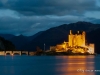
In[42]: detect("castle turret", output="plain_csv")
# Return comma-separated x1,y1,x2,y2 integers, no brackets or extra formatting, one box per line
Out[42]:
70,30,72,34
82,31,85,35
77,31,79,34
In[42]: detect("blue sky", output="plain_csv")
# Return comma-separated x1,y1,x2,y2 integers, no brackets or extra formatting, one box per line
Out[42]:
0,0,100,36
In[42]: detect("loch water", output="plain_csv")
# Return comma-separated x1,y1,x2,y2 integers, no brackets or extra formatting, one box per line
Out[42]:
0,55,100,75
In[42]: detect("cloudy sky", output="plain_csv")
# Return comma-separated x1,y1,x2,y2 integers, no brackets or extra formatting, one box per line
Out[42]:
0,0,100,36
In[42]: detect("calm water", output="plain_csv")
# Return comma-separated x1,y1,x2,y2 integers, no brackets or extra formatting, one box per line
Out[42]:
0,55,100,75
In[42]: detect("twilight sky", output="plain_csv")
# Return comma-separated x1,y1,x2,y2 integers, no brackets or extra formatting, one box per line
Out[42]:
0,0,100,36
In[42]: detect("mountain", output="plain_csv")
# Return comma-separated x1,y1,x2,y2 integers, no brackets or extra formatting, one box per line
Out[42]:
0,36,15,50
0,34,15,40
0,34,27,50
8,31,44,50
8,34,29,50
27,31,44,41
22,21,100,51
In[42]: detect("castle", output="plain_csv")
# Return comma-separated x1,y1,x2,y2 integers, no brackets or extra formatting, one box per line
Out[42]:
50,30,95,54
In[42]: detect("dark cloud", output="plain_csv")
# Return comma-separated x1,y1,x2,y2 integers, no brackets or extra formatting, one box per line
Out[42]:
0,0,99,36
0,14,99,36
0,0,98,16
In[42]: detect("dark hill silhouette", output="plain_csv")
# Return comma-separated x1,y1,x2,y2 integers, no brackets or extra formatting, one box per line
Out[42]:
0,34,15,40
8,34,29,50
8,31,44,50
0,37,15,50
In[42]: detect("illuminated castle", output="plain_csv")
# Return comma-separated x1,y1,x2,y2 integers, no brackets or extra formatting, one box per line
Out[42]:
50,30,95,54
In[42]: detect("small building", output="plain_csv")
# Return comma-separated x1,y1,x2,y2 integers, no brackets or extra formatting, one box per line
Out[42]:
50,46,56,51
88,44,95,54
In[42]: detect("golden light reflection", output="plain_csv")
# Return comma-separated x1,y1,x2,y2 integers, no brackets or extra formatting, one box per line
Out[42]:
67,56,86,58
55,56,95,75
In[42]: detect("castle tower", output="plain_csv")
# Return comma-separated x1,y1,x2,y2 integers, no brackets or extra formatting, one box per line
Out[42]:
68,30,86,47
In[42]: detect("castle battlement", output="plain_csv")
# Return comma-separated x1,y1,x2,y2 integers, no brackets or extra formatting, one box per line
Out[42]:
68,30,85,47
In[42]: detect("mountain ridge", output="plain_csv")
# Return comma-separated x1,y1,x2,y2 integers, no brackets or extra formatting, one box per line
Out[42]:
22,21,100,51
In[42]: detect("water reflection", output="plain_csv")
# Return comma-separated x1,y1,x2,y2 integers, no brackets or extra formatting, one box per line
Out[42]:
56,56,95,75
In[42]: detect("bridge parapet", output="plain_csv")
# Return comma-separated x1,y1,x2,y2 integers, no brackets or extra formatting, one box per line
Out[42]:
21,51,29,55
13,51,21,55
0,51,33,56
0,51,5,55
5,51,13,55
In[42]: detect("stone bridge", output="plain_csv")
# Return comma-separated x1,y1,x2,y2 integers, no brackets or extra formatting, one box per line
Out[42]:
0,51,30,55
